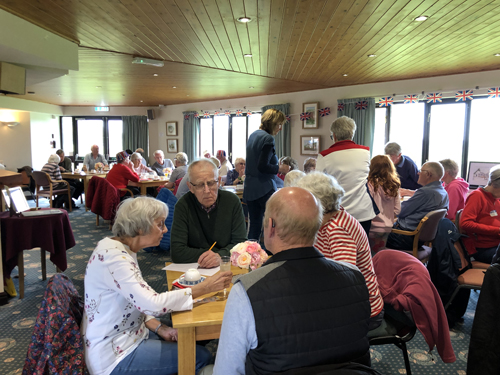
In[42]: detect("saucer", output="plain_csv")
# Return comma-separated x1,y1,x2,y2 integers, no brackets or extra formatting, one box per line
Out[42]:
178,274,206,286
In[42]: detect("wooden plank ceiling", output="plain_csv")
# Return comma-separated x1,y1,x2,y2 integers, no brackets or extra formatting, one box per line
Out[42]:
1,0,500,107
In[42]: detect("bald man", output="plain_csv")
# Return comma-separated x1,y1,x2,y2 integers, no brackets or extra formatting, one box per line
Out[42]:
213,187,371,374
83,144,108,171
387,161,449,251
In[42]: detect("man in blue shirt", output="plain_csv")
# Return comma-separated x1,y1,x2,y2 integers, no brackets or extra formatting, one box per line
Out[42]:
386,161,449,251
385,142,421,191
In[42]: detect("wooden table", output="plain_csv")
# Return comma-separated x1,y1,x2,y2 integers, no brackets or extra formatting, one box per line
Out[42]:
137,178,168,195
165,264,247,375
61,172,107,209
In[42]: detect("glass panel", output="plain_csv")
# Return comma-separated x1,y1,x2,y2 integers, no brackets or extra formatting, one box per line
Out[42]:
61,117,73,155
77,119,104,157
389,103,425,168
108,119,123,157
372,107,387,158
213,116,229,158
232,116,247,161
199,118,213,157
469,98,500,166
248,113,261,139
428,103,465,167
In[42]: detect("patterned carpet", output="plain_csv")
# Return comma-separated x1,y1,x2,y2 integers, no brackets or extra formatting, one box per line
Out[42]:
0,200,475,374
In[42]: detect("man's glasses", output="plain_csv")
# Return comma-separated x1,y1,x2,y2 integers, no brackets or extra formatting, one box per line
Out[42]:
190,180,219,191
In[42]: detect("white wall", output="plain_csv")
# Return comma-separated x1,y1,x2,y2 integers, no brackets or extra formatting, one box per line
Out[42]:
0,110,32,170
30,113,60,171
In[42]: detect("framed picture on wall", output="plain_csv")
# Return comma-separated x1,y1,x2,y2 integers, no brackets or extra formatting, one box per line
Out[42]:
302,102,319,129
300,135,321,155
166,121,177,136
167,139,178,153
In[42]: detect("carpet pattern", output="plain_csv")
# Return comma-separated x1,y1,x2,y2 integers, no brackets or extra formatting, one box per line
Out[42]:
0,201,475,374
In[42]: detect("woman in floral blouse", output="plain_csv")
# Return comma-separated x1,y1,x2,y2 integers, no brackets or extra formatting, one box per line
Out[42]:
82,197,232,375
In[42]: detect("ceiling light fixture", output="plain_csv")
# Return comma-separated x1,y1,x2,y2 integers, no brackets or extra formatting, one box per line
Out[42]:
132,57,165,67
237,16,251,23
172,86,177,88
1,121,20,127
153,73,159,76
96,86,101,88
343,74,348,77
367,54,376,58
414,15,428,22
249,86,254,89
244,54,253,57
494,53,500,57
140,100,143,103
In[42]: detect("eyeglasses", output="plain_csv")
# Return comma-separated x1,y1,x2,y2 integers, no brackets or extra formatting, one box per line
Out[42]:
156,220,165,230
190,180,219,191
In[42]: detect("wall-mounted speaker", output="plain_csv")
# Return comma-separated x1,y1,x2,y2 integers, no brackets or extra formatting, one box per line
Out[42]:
147,109,155,120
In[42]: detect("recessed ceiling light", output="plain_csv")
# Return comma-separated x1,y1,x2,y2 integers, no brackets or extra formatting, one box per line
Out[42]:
140,100,143,103
244,54,252,57
343,74,348,77
237,17,251,23
153,73,159,76
494,53,500,57
367,54,376,58
172,86,177,88
96,86,102,88
249,86,254,89
414,15,428,22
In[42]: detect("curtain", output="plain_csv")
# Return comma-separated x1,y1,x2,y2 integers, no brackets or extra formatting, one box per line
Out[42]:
182,111,200,164
122,115,149,159
260,103,290,158
337,97,375,153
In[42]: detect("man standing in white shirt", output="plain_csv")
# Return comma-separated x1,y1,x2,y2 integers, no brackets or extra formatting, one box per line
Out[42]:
216,150,233,177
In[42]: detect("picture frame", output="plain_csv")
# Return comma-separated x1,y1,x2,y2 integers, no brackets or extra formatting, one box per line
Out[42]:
167,139,178,153
302,102,319,129
166,121,178,136
300,135,321,155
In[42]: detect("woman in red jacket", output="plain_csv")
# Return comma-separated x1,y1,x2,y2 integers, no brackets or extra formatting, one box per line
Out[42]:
106,151,140,199
460,165,500,263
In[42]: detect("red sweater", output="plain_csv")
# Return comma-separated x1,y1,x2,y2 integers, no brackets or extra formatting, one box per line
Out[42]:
460,188,500,254
106,163,139,197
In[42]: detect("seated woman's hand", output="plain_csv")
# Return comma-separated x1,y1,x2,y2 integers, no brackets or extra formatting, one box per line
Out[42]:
191,271,232,298
157,325,178,342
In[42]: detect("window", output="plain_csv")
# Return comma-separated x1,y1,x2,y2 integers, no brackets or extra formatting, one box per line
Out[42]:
469,98,500,164
199,113,261,162
372,107,387,157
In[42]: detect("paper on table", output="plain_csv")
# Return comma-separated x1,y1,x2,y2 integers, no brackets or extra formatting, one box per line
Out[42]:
162,262,220,276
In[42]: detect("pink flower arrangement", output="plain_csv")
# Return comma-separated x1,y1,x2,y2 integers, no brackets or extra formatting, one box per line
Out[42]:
230,241,268,270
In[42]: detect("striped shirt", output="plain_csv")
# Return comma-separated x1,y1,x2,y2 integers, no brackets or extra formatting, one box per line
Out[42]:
315,208,384,318
41,162,65,189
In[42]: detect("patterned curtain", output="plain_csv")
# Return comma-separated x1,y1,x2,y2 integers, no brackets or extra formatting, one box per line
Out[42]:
260,103,291,158
182,111,200,164
337,98,375,153
122,116,149,160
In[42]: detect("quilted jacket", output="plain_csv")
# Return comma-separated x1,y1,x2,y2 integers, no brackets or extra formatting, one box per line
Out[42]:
86,176,120,221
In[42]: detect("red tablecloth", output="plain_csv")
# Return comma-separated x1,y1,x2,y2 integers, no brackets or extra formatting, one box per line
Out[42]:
0,209,75,276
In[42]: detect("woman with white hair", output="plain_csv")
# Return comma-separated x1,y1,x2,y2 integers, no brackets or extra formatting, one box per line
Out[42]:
41,154,76,209
226,158,246,185
460,165,500,264
130,152,155,175
82,197,232,375
284,170,305,187
296,171,384,330
164,152,188,189
316,116,377,235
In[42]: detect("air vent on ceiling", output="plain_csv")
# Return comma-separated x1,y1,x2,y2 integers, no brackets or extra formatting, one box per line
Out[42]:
0,62,26,95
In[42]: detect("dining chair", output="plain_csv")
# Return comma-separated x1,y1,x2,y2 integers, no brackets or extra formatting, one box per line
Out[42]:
455,209,490,270
389,209,447,262
32,171,72,212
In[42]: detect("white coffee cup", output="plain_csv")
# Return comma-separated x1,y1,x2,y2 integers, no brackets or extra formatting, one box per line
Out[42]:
184,268,201,281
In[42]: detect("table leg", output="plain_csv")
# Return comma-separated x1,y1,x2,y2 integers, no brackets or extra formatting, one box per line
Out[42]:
177,327,196,375
17,252,24,299
141,185,147,196
84,177,90,211
41,248,47,281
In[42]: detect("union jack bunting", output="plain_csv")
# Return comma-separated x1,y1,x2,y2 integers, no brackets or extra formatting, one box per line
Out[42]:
286,115,291,122
300,112,312,121
488,87,500,98
214,110,220,116
355,101,368,110
203,111,210,118
319,107,331,117
455,90,474,102
337,103,345,111
224,110,231,116
379,97,393,107
247,111,252,116
426,93,442,103
194,112,199,118
235,109,243,116
404,95,419,104
184,114,189,120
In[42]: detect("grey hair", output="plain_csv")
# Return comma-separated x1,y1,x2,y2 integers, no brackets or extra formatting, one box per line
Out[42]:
439,159,459,178
48,154,60,163
424,161,445,180
331,116,356,141
234,157,245,165
384,142,402,156
154,149,164,157
303,158,316,173
174,152,188,165
187,159,218,182
279,156,298,171
284,170,305,187
295,171,345,213
130,152,143,161
488,165,500,188
112,197,168,238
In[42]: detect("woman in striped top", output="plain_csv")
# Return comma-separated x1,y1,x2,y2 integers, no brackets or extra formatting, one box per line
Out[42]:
296,171,384,330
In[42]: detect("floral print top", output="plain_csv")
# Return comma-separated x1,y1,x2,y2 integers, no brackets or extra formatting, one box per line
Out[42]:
81,237,193,375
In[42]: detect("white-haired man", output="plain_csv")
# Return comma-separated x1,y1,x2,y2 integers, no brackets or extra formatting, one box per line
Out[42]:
83,145,108,171
164,152,188,189
387,161,449,250
170,159,247,267
151,150,174,176
213,187,371,374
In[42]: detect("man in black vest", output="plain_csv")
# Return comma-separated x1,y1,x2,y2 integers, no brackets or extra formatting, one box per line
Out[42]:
212,187,372,375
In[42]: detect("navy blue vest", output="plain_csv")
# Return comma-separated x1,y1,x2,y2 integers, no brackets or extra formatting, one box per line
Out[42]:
239,247,371,375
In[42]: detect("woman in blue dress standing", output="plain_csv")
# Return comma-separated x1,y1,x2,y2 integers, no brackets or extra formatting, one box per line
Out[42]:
244,109,288,243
